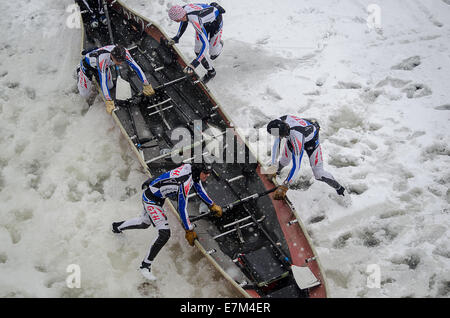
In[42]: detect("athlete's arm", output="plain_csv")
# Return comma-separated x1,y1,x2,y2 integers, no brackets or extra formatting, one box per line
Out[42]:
124,50,149,84
97,54,112,100
177,179,194,231
271,137,281,165
193,181,213,206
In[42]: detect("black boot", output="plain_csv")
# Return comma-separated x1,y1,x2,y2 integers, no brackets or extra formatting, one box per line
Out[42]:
202,69,216,84
336,186,345,196
112,221,124,233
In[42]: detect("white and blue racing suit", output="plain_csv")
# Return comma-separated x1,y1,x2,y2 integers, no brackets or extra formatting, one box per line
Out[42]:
271,115,342,190
78,45,149,101
114,164,213,265
173,3,224,70
142,163,213,231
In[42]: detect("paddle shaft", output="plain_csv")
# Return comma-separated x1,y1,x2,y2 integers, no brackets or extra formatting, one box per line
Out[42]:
102,0,115,44
101,0,122,77
224,187,278,212
189,187,278,222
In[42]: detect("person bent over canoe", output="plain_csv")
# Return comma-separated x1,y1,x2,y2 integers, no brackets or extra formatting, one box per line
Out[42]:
77,44,155,113
267,115,345,200
112,163,222,280
168,3,225,83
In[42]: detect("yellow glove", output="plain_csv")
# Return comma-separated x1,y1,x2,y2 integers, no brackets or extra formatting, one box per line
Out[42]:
142,83,155,96
105,100,115,114
185,229,198,246
273,185,288,201
209,203,223,217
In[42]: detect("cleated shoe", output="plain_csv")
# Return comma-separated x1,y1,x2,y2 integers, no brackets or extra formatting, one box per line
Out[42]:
202,69,216,84
112,222,124,234
140,262,156,281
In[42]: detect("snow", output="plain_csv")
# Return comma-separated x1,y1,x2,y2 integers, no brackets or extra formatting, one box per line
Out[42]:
0,0,449,298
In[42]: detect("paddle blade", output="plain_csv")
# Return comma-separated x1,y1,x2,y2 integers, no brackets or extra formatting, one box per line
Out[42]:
115,75,132,100
292,265,321,290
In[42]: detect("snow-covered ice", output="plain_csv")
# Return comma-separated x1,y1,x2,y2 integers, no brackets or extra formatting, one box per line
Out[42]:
0,0,449,297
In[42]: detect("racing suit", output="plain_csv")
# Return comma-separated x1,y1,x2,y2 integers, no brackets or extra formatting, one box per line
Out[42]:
271,115,343,190
77,45,149,101
173,3,224,71
114,164,214,265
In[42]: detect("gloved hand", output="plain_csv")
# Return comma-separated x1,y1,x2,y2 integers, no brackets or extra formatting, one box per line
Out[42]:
185,229,198,246
183,65,195,75
209,203,223,217
142,83,155,96
105,100,115,114
273,185,288,201
169,36,179,45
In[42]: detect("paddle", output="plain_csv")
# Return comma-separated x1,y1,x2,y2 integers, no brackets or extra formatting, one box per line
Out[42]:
189,187,278,222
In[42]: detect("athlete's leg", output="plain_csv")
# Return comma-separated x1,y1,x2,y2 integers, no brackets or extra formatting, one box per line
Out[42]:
141,202,170,265
307,138,343,192
194,32,214,72
209,29,223,60
113,209,152,232
77,68,93,99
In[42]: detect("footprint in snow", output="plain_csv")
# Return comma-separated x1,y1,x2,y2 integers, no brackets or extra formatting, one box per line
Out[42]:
391,56,421,71
434,104,450,111
137,281,159,297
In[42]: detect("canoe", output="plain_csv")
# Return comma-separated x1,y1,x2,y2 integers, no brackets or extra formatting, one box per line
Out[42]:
77,0,328,298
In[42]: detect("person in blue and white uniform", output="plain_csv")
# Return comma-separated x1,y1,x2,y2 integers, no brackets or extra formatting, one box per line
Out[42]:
77,45,154,113
112,163,222,280
267,115,345,200
168,3,226,83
